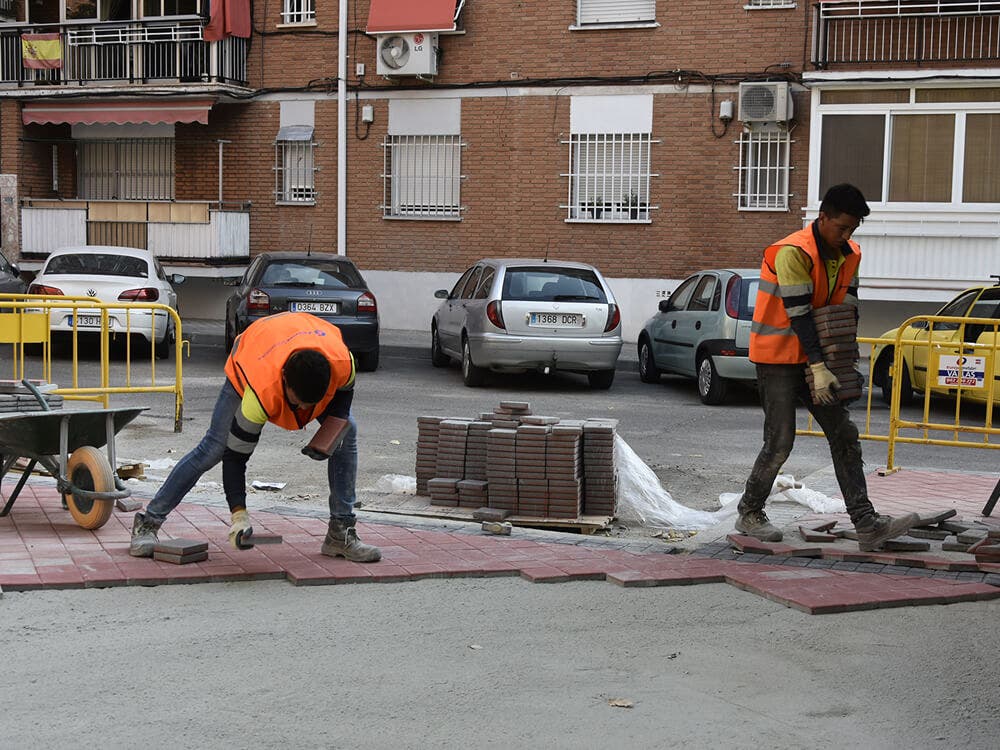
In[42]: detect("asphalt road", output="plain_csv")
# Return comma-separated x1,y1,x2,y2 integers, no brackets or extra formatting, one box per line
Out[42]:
28,338,995,517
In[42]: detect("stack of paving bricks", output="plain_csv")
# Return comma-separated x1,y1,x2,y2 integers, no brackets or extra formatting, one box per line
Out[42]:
0,381,63,413
415,401,618,520
808,303,862,402
582,419,618,516
414,416,443,495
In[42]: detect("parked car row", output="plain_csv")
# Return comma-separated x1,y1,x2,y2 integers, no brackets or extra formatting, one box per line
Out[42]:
11,244,999,407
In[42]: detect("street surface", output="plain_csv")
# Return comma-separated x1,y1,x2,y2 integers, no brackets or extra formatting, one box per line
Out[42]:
4,341,998,748
35,340,993,519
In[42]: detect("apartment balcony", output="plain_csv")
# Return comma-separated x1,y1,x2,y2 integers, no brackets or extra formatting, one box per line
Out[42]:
0,18,247,88
813,1,1000,67
18,199,250,275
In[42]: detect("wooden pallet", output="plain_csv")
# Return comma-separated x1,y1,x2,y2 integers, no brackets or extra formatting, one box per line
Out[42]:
360,493,612,535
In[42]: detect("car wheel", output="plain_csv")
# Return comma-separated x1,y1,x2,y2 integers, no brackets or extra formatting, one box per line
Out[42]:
638,338,661,384
355,348,379,372
881,355,915,407
588,369,615,390
431,325,449,367
697,355,727,405
154,319,174,360
461,337,486,387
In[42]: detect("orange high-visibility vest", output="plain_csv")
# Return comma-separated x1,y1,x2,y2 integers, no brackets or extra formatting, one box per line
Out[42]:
224,312,355,430
749,226,861,365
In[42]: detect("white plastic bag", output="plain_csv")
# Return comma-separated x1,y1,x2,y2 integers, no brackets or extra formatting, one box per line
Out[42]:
614,437,721,530
373,473,417,495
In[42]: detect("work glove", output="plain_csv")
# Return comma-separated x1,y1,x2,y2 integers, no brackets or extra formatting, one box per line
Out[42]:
302,416,349,461
228,509,252,549
809,362,841,405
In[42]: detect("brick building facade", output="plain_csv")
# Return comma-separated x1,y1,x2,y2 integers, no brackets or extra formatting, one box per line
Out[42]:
1,1,998,338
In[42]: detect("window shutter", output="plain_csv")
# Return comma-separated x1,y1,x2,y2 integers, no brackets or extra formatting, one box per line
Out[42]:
578,0,655,24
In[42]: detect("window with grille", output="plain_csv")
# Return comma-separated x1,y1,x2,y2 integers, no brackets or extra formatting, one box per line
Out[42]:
577,0,655,25
735,128,793,211
77,138,175,200
382,134,464,219
281,0,315,25
564,133,654,222
744,0,796,9
275,139,317,204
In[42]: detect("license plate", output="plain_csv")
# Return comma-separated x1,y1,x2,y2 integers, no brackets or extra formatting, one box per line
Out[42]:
529,312,582,328
291,301,339,314
74,315,103,327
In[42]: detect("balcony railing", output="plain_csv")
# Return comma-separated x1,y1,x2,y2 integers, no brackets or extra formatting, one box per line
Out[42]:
0,18,247,86
20,200,251,264
813,1,1000,66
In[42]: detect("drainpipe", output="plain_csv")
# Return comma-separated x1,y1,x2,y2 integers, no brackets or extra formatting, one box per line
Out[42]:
337,0,347,256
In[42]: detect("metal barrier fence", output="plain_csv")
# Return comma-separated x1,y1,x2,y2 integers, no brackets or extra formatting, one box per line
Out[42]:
800,314,999,472
0,294,185,431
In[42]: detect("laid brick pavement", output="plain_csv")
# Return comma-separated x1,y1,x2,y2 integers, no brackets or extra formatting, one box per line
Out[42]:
3,469,999,615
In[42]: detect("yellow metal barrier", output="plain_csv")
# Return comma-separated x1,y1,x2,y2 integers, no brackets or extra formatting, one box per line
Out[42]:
0,294,186,431
800,314,999,472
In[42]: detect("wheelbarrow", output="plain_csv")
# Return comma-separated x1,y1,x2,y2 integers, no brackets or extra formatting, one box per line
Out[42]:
0,382,146,530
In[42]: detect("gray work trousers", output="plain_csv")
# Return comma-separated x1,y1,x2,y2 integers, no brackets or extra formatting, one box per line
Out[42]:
740,363,875,527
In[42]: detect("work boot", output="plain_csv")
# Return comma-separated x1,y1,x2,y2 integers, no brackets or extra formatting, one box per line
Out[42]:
856,513,921,552
321,519,381,562
735,509,783,542
228,509,252,550
129,512,162,557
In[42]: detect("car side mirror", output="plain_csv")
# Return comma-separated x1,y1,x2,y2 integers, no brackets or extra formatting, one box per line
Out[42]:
169,273,186,285
658,299,671,313
434,289,449,299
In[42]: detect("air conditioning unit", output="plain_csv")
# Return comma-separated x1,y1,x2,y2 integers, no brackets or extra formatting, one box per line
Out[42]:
738,82,793,124
376,32,439,76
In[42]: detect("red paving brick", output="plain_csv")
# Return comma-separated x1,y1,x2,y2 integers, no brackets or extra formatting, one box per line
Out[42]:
1,476,998,615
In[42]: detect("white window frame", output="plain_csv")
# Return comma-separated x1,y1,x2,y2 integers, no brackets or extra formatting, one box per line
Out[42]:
275,137,317,205
574,0,657,29
563,94,658,222
744,0,796,9
813,89,1000,208
382,134,464,219
281,0,315,26
735,127,793,211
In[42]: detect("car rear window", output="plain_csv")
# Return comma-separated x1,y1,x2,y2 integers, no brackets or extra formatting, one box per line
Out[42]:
501,267,607,303
739,278,760,320
45,253,149,278
261,260,365,289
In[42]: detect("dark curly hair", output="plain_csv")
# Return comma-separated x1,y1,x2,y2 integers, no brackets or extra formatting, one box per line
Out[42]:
283,349,330,404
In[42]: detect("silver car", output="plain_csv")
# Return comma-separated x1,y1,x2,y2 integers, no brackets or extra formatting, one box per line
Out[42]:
431,258,624,389
638,268,759,404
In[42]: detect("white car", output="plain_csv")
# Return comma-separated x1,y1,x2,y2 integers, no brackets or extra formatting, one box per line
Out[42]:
28,246,185,358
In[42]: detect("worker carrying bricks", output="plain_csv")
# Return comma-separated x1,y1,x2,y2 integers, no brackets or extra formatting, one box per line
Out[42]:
736,183,919,551
129,311,381,562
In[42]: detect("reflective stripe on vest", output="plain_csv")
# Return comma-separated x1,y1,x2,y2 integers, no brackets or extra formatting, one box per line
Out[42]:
224,312,355,430
749,226,861,365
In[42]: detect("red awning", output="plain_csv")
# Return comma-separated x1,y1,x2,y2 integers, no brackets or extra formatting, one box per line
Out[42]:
366,0,459,34
22,99,215,126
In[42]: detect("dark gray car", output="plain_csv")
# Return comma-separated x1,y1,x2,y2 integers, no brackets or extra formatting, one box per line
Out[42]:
0,249,26,295
225,252,380,371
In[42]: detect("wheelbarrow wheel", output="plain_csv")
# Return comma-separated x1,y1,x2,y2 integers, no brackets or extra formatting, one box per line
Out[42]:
64,446,116,530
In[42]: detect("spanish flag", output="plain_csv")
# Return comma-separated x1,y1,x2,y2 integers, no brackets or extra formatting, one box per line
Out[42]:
21,33,62,70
